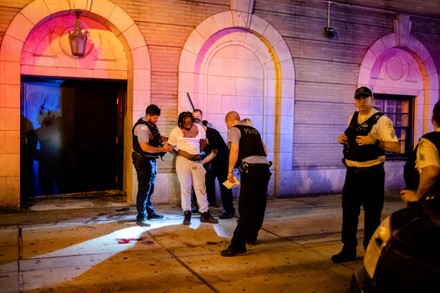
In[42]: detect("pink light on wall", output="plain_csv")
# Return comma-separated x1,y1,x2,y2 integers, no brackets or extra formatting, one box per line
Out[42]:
21,13,129,79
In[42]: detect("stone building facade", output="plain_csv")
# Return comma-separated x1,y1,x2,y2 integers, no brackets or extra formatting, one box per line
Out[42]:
0,0,439,210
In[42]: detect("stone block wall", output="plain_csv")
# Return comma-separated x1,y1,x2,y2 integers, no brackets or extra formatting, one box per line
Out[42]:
0,0,440,209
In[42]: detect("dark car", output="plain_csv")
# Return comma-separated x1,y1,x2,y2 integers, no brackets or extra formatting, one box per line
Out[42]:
350,195,440,293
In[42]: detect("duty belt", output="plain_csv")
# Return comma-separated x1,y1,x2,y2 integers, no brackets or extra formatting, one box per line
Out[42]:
133,151,158,159
239,161,272,174
347,163,384,173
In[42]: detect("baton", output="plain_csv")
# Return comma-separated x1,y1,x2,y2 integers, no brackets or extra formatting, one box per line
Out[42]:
186,92,195,111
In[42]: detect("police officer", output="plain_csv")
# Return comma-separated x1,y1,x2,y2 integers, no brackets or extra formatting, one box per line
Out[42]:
132,104,172,227
401,100,440,204
221,111,271,257
193,109,236,219
332,87,400,263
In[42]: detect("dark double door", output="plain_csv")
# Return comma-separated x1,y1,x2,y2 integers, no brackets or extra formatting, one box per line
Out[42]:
21,77,125,199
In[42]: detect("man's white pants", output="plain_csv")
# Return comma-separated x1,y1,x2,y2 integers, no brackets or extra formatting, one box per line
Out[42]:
176,156,209,213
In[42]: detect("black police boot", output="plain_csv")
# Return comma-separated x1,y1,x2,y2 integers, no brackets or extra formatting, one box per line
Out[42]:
220,246,247,257
331,246,357,263
219,210,235,219
200,211,218,223
183,210,192,225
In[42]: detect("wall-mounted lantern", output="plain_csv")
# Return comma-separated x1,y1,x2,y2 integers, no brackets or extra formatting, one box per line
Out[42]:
69,11,88,57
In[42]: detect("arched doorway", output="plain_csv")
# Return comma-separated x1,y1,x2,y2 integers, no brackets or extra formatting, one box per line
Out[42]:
0,0,151,209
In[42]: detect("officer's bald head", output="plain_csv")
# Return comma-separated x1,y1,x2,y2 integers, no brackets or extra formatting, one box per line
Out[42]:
225,111,240,122
225,111,240,129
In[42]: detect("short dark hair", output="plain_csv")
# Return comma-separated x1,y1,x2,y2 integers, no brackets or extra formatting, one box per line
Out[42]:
433,100,440,126
178,111,194,128
146,104,161,116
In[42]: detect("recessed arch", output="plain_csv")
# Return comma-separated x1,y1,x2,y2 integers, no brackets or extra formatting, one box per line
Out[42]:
178,11,295,196
358,30,439,192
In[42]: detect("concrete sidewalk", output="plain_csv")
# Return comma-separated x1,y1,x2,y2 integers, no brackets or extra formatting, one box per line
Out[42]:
0,193,405,292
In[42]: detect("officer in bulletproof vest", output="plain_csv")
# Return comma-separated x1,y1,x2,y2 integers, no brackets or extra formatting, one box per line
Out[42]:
131,104,173,227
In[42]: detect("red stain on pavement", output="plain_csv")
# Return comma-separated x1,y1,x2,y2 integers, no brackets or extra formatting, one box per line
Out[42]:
116,238,140,244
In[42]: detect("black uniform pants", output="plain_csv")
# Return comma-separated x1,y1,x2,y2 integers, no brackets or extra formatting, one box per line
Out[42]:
135,157,157,221
230,164,271,250
205,162,235,213
341,164,384,250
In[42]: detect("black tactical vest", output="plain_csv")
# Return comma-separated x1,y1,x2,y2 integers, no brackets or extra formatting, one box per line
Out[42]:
404,132,440,193
343,111,385,162
132,118,164,158
234,124,266,166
